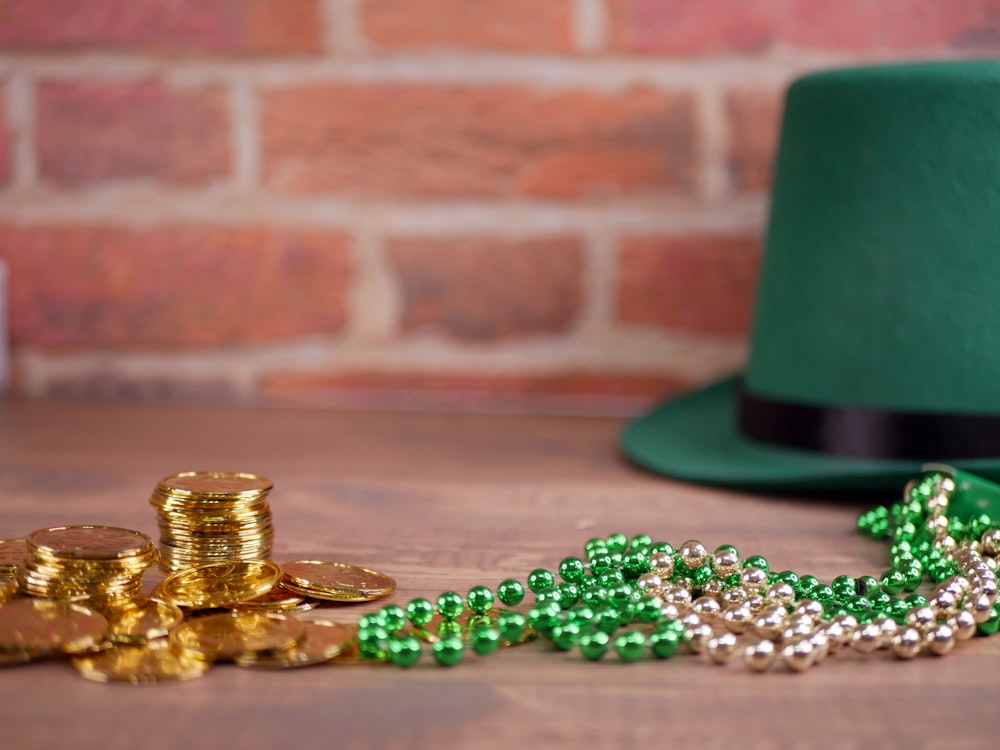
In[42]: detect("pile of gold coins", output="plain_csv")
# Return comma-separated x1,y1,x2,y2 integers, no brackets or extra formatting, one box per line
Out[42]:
0,471,399,682
150,471,275,574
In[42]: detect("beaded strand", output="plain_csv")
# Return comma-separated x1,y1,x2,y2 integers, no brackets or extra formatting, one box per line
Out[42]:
355,469,1000,671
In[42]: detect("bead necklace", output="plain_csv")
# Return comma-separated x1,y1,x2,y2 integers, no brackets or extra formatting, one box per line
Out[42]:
357,467,1000,671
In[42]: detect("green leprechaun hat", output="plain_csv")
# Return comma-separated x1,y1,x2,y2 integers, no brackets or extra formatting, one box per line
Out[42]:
622,60,1000,493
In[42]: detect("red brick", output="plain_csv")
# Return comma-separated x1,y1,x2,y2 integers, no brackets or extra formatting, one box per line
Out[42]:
617,235,761,337
262,370,690,411
726,88,783,192
37,82,230,185
361,0,575,52
608,0,1000,55
0,0,321,55
0,225,352,348
388,236,584,339
262,84,696,198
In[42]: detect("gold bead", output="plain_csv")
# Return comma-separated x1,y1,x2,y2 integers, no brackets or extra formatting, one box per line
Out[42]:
744,594,766,613
660,602,684,620
679,540,708,570
705,632,738,664
906,606,937,630
982,529,1000,556
753,606,786,640
793,599,824,619
722,604,753,634
663,586,692,606
928,591,957,615
850,622,882,653
721,588,747,607
948,609,977,641
701,577,725,598
925,623,955,656
636,572,662,592
743,639,776,673
874,616,898,642
711,549,741,578
692,596,721,620
968,593,994,623
890,626,923,659
648,551,673,571
782,638,815,672
684,623,713,654
765,582,795,606
809,631,830,663
740,567,768,593
680,612,703,629
821,619,848,649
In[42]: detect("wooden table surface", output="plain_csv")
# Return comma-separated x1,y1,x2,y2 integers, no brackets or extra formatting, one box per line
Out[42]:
1,398,997,749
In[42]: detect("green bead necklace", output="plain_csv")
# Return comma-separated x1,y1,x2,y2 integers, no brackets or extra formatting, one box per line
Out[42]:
355,467,1000,671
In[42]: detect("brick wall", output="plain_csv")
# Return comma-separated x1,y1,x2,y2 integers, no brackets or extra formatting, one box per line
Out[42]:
0,1,996,412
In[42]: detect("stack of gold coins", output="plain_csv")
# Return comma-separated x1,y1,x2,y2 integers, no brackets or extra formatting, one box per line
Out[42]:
150,471,274,574
16,526,157,603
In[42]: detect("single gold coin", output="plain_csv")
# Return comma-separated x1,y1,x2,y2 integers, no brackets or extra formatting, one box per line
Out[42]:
0,648,35,667
72,639,210,684
235,620,354,668
169,611,304,661
228,587,313,613
27,526,154,561
102,597,185,644
156,471,273,499
157,560,282,609
0,598,108,654
0,577,19,603
279,561,396,602
0,539,29,572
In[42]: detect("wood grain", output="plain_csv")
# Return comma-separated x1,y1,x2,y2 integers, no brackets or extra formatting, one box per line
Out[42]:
1,399,997,749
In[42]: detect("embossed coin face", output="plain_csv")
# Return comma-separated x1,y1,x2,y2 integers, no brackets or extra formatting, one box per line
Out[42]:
235,620,354,668
0,598,108,654
157,471,273,498
27,526,153,561
157,560,283,609
0,539,29,572
104,597,185,644
279,561,396,602
73,639,210,684
170,611,304,661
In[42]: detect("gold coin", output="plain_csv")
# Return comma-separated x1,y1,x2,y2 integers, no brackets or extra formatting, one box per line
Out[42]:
156,471,273,499
73,639,210,684
157,560,283,609
102,597,184,644
0,539,29,572
0,598,108,654
0,577,19,603
279,561,396,602
228,587,312,613
0,648,35,667
27,526,154,561
235,620,354,668
170,611,304,661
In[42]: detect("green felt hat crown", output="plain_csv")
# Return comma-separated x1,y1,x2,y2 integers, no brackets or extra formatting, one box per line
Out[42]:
623,60,1000,493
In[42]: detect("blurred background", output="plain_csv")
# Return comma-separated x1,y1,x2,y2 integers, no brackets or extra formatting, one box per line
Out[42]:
0,0,996,414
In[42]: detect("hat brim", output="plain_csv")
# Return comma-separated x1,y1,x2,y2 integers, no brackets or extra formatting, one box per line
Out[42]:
621,376,1000,493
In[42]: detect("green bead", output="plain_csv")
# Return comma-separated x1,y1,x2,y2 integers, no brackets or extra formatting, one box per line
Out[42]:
470,626,501,656
589,553,615,574
379,604,407,633
888,598,911,622
880,570,906,595
528,602,561,633
635,595,663,624
405,597,434,627
691,565,713,588
715,543,738,554
597,569,625,587
558,556,586,583
527,568,556,594
621,550,650,579
497,611,527,642
649,542,675,555
977,604,1000,636
578,630,611,660
437,620,463,639
856,575,878,595
592,608,621,634
628,534,653,553
795,574,820,597
613,630,646,662
869,591,892,612
357,625,389,660
432,635,464,666
744,555,769,574
832,575,856,598
813,584,835,603
605,533,628,553
566,603,596,626
905,593,928,608
357,613,385,630
581,584,608,606
648,628,680,658
584,537,607,554
496,579,525,606
902,568,923,592
387,635,422,667
436,591,464,620
466,585,494,614
555,581,579,608
549,621,582,651
774,570,799,587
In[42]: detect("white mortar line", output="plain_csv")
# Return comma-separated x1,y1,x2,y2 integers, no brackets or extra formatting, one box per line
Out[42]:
694,84,732,204
229,75,260,190
577,227,618,334
321,0,370,55
574,0,607,54
4,71,38,190
346,224,402,342
0,191,770,235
